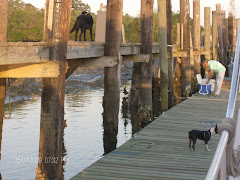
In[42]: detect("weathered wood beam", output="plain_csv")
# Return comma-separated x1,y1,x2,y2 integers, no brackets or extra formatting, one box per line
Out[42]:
0,0,8,161
167,0,174,108
38,0,72,179
65,66,78,80
0,42,159,66
212,11,218,60
158,0,168,111
204,7,211,60
139,0,154,123
0,62,59,78
0,42,49,65
180,0,191,97
103,0,123,154
68,56,118,67
122,54,150,63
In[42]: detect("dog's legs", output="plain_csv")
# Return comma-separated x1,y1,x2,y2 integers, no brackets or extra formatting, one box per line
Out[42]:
79,28,84,41
75,28,79,41
90,28,93,41
192,139,196,151
189,137,192,150
205,142,211,151
84,29,86,41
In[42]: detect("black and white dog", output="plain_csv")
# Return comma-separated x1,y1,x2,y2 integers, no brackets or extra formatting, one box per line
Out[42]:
188,124,218,151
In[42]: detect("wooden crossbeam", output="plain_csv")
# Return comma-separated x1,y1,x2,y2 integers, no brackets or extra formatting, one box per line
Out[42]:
0,42,159,66
123,54,150,62
67,56,118,67
0,62,59,78
0,42,49,65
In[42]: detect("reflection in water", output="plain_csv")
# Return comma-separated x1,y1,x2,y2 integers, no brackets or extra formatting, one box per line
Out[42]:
0,115,2,179
0,86,132,179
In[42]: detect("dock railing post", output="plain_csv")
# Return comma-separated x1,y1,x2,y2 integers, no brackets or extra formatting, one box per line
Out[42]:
0,0,8,160
103,0,123,154
38,0,72,179
180,0,191,97
166,0,174,107
138,0,154,123
193,0,200,93
158,0,168,111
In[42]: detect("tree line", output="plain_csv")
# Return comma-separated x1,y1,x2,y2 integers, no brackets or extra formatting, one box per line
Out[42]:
7,0,201,43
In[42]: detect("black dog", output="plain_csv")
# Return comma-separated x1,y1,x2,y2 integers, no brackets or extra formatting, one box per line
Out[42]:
70,11,93,41
188,124,218,151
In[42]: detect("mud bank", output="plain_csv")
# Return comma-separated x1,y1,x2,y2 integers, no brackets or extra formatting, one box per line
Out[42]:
4,64,133,104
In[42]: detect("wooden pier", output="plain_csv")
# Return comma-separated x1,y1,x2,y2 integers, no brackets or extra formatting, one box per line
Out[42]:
71,89,240,179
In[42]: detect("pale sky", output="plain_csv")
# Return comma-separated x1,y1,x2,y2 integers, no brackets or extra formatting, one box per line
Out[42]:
22,0,240,26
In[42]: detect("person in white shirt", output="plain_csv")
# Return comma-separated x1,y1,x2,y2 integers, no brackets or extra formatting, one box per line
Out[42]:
202,60,226,96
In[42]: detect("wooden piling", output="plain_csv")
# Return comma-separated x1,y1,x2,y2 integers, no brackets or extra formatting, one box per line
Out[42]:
0,0,8,160
138,0,154,124
158,0,168,111
222,10,228,66
180,0,191,97
173,23,182,104
38,0,72,179
216,4,224,64
204,7,211,61
236,19,239,42
103,0,123,148
212,11,218,60
228,13,234,63
167,0,174,108
193,0,200,92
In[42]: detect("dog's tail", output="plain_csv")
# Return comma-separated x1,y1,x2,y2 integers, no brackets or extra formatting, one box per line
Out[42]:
70,19,79,33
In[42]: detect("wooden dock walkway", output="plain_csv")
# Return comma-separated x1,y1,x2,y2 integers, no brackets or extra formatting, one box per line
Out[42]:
71,89,240,180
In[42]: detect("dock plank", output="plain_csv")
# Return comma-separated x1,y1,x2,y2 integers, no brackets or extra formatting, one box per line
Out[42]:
71,89,240,179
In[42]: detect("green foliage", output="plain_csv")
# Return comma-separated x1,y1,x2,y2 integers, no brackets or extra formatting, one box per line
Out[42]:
72,0,91,11
7,0,44,42
6,0,201,45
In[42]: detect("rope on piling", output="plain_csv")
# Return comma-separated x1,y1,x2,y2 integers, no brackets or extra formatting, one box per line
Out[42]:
218,117,240,177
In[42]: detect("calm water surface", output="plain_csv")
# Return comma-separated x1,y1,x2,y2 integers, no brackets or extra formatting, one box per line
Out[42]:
1,86,132,179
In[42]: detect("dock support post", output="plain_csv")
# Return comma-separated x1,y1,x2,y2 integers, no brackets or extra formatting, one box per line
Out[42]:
228,13,234,64
222,10,228,66
204,7,211,61
216,4,224,64
193,0,200,92
0,0,8,160
158,0,168,112
180,0,191,97
103,0,123,154
38,0,72,179
212,11,218,61
167,0,174,108
139,0,154,125
173,23,182,104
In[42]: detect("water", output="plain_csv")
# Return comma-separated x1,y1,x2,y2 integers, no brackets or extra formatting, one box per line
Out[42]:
0,86,132,179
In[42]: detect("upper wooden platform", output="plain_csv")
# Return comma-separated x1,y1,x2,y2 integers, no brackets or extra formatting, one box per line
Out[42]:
0,41,207,78
70,89,240,180
0,41,157,78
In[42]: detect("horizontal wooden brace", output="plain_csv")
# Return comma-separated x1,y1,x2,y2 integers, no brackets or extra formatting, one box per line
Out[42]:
0,41,159,66
67,56,118,67
0,62,59,78
123,54,150,63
